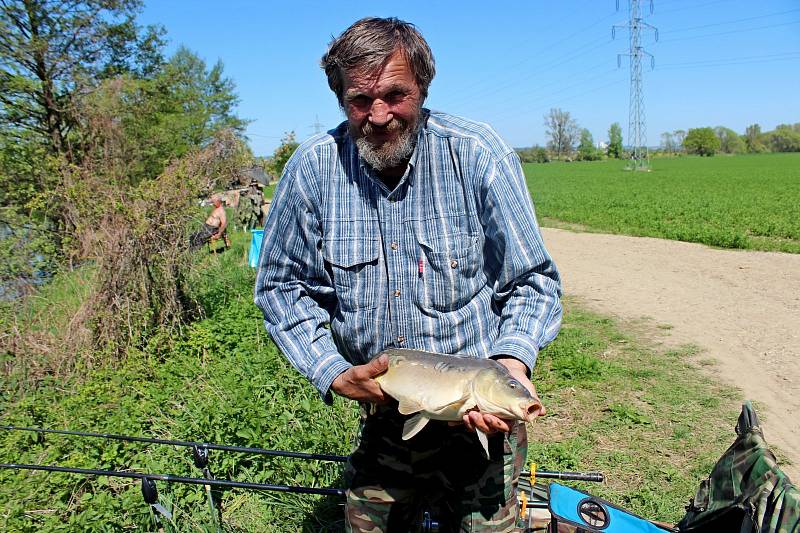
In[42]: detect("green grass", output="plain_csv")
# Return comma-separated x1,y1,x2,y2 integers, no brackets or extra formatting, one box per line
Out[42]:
525,153,800,253
0,233,744,530
0,231,357,532
530,301,741,523
263,182,277,201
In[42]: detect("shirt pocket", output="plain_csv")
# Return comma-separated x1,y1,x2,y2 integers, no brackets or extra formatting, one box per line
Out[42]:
415,231,483,312
323,238,380,311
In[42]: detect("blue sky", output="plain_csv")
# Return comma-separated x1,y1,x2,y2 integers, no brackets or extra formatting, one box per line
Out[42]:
141,0,800,157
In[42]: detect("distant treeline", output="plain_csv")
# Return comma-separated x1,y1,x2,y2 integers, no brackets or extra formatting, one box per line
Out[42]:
517,107,800,162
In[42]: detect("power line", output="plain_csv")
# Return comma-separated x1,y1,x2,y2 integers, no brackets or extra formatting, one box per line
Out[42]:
443,10,618,104
662,8,800,34
659,20,800,44
657,53,800,70
656,0,735,16
488,74,625,124
446,36,615,110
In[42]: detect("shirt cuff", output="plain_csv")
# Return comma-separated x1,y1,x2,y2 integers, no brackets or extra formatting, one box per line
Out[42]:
310,353,354,405
489,335,540,374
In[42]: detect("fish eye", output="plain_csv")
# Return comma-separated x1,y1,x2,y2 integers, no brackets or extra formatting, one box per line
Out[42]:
507,380,518,389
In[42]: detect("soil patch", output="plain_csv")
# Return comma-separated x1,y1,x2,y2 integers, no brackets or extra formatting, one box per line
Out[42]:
542,227,800,479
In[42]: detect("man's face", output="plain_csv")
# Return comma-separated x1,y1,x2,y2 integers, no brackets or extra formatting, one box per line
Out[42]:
342,50,422,172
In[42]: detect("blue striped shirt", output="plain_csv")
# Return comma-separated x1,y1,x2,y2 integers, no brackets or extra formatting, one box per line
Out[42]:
254,110,562,403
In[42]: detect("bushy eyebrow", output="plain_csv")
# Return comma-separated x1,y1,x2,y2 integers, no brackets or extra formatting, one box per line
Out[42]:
344,83,412,101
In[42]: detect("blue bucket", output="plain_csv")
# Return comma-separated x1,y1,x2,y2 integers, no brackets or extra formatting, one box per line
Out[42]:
249,229,264,268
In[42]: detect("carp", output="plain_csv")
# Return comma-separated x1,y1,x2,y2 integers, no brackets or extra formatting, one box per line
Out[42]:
374,348,543,458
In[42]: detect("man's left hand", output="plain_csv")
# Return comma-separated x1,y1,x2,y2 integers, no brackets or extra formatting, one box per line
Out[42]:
459,357,546,435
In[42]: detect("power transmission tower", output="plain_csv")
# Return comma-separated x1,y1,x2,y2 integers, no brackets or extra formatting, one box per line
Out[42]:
613,0,658,171
310,115,324,135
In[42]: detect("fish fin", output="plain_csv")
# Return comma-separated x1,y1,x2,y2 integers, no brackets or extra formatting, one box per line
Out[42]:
402,413,431,440
476,429,490,459
397,398,425,415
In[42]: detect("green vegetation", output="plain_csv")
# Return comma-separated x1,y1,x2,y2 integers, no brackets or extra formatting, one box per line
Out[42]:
1,232,358,532
526,153,800,253
1,230,742,529
530,302,739,523
683,127,721,156
0,1,247,289
263,132,300,179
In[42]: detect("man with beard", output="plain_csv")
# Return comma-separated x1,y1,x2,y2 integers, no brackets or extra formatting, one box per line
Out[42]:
255,17,562,532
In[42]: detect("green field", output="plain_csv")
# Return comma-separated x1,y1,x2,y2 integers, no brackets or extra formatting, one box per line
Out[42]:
525,153,800,253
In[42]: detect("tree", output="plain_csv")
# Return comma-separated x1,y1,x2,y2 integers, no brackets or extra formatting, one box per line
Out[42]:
683,127,721,156
577,129,600,161
764,125,800,153
714,126,745,154
607,122,623,159
0,0,165,156
744,124,766,153
531,145,549,163
672,130,686,152
516,146,550,163
544,108,579,160
72,49,248,186
265,132,299,178
660,131,676,154
0,5,246,280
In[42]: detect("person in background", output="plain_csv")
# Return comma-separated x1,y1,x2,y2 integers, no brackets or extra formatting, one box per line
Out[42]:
190,195,229,251
255,17,562,532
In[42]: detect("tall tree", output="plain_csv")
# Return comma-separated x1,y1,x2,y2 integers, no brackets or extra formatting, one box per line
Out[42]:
672,130,686,152
660,131,676,154
577,128,600,161
0,0,164,156
684,127,720,156
544,108,579,160
72,47,248,187
744,124,764,153
607,122,623,159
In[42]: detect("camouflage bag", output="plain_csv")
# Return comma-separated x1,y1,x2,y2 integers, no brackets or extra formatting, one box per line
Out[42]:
678,401,800,533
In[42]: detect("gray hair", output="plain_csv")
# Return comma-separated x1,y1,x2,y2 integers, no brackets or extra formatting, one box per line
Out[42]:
321,17,436,106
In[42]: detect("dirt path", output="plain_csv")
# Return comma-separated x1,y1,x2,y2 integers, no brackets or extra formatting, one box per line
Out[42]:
542,228,800,479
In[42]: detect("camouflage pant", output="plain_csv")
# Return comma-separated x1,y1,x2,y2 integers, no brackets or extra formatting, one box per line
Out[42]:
344,403,527,533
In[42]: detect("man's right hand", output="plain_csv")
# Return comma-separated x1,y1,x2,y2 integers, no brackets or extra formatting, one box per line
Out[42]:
330,354,389,403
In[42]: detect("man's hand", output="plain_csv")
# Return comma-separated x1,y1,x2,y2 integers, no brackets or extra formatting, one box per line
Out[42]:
458,356,546,434
330,354,389,404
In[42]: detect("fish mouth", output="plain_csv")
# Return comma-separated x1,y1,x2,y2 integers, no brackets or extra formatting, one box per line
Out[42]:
523,402,544,421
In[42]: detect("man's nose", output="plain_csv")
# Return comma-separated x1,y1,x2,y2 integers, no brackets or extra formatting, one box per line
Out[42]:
368,99,392,127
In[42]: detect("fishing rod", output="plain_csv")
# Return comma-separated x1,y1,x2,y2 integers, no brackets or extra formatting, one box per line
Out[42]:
0,461,344,526
1,425,348,462
1,426,605,483
0,462,345,497
2,424,348,532
2,426,607,531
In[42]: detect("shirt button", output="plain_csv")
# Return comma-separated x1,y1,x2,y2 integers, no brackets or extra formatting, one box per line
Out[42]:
391,242,398,250
394,289,401,297
450,260,458,269
397,335,405,344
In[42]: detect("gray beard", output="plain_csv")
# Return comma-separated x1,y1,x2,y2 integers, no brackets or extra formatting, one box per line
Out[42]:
352,117,419,172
